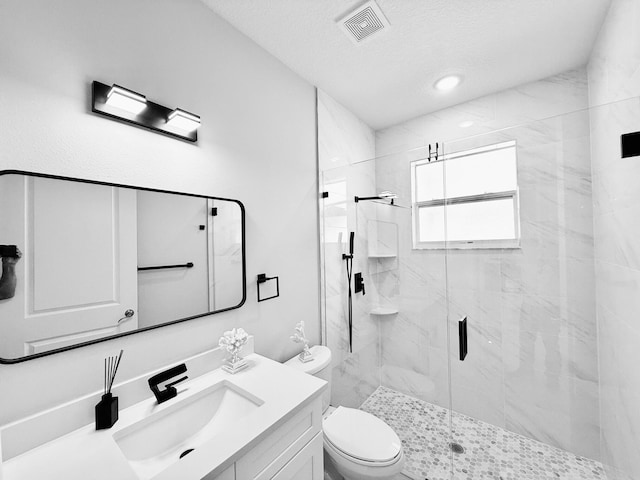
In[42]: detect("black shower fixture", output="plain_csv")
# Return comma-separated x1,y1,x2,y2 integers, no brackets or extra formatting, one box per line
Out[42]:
354,191,398,205
427,142,440,162
343,232,355,353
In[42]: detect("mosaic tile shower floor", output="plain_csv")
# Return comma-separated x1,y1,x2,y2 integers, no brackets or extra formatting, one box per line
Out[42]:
359,387,607,480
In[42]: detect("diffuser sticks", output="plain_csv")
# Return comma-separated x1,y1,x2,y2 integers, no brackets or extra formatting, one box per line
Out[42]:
96,349,123,430
104,349,123,395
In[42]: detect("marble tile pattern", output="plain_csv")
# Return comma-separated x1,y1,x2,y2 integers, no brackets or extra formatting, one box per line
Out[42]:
588,97,640,480
372,70,601,460
588,2,640,479
318,90,376,170
588,0,640,107
318,90,380,408
361,386,608,480
375,68,589,158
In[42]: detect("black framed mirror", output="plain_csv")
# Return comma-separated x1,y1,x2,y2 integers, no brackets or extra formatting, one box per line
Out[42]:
0,171,246,363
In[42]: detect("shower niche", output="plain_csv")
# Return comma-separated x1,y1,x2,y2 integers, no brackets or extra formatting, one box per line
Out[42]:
367,219,399,316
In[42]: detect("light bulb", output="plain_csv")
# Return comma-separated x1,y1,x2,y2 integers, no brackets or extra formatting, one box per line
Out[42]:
105,85,147,114
166,108,201,132
434,75,462,92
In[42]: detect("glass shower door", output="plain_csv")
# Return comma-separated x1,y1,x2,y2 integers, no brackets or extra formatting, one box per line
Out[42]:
319,147,455,480
442,108,601,479
319,160,382,410
368,147,455,480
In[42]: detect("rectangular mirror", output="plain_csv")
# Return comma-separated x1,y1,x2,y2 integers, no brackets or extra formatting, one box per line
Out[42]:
0,171,246,363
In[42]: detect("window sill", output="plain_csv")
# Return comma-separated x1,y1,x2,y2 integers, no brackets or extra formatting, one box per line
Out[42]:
413,239,521,250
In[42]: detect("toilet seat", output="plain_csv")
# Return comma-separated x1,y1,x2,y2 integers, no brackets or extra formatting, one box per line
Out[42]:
324,436,403,468
323,407,402,466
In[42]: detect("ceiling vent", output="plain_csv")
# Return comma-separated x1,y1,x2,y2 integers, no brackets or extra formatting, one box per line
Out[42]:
338,1,390,45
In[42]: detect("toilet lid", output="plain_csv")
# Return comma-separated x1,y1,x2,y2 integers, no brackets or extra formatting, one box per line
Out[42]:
323,407,402,463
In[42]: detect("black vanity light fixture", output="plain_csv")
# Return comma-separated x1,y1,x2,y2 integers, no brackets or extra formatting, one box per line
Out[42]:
91,81,200,142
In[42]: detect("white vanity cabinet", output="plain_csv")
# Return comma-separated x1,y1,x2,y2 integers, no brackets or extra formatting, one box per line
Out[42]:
0,353,327,480
214,466,236,480
207,396,324,480
268,433,323,480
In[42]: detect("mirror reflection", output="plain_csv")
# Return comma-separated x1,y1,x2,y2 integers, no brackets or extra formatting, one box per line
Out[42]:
0,172,246,361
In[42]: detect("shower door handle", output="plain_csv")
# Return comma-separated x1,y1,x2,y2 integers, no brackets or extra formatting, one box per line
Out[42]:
458,317,468,361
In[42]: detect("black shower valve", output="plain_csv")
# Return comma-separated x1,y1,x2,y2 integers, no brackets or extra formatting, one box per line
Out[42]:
354,272,365,295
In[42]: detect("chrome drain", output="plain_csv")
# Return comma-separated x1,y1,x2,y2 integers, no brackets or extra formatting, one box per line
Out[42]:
179,448,195,459
449,442,465,454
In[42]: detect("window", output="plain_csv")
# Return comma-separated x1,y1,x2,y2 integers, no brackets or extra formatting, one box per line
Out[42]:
411,140,520,249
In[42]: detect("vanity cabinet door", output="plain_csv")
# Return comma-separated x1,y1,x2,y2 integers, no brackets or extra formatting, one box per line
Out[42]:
235,398,322,480
269,433,323,480
209,465,235,480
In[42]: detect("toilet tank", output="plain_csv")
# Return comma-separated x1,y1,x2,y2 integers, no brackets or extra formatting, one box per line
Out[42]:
284,345,332,412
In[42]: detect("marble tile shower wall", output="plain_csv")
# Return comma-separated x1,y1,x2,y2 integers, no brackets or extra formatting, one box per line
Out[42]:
589,101,640,480
588,1,640,478
317,90,380,408
376,68,589,158
373,69,601,461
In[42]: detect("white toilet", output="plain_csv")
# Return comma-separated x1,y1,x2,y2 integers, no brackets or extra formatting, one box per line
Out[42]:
285,346,405,480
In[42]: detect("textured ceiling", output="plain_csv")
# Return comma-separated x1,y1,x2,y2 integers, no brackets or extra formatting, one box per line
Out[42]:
200,0,611,129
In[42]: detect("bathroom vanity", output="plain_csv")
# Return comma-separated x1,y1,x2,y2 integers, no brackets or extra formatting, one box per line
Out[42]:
0,352,326,479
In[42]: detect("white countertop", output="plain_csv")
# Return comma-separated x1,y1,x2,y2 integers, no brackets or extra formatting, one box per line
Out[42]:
1,353,326,480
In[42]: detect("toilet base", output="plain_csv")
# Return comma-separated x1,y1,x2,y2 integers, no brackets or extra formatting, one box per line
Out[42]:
323,450,343,480
323,443,405,480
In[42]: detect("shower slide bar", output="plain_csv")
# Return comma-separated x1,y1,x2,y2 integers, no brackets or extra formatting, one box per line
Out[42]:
343,232,355,353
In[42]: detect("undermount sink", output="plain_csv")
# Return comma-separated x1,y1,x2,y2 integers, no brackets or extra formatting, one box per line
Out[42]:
113,380,264,479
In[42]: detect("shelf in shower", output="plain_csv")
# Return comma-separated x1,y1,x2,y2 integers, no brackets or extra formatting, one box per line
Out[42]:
368,253,397,258
370,307,399,316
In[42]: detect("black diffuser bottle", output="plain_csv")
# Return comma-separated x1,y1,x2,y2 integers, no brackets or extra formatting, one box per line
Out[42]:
95,392,118,430
96,350,123,430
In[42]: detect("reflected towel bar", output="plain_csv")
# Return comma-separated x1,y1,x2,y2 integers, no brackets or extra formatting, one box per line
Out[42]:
138,262,194,271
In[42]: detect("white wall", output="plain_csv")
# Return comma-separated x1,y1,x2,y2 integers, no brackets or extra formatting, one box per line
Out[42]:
588,1,640,478
0,0,319,427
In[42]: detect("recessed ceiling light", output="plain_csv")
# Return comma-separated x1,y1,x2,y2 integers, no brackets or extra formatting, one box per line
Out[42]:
434,75,462,92
459,120,474,128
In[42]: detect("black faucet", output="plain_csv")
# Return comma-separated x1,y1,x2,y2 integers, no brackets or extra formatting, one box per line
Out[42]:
148,363,188,404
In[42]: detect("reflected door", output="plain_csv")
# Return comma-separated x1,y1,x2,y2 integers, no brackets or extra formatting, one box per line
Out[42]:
0,176,138,358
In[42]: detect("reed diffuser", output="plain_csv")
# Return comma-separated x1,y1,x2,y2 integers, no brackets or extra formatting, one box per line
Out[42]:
95,349,123,430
